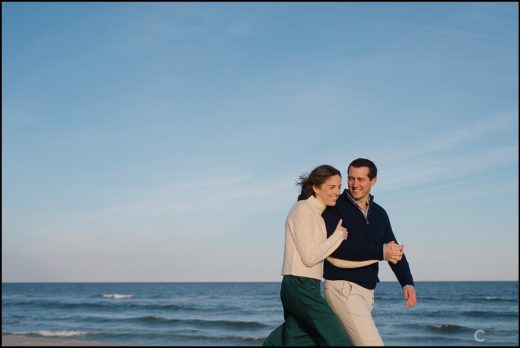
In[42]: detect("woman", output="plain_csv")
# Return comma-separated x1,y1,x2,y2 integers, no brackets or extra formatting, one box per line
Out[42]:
263,165,377,346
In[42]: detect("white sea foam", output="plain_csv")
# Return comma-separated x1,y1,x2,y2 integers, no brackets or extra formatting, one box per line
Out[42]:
103,293,133,299
484,296,514,301
38,330,88,337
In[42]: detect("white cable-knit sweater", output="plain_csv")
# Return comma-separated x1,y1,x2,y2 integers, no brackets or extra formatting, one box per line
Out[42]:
281,195,377,280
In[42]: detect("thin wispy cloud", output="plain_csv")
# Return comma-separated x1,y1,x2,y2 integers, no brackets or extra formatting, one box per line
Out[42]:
423,111,512,153
380,144,516,191
422,110,517,152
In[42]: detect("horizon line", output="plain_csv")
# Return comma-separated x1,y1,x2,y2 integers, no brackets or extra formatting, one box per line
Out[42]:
3,279,519,284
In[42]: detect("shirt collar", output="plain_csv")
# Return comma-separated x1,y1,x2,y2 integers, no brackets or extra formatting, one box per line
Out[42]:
345,190,372,206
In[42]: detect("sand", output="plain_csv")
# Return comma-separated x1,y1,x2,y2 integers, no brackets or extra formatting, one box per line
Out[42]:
1,335,116,346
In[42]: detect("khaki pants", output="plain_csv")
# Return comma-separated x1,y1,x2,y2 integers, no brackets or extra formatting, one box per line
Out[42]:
324,280,384,346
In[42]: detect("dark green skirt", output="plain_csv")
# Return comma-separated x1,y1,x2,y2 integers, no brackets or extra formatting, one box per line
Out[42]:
263,275,351,346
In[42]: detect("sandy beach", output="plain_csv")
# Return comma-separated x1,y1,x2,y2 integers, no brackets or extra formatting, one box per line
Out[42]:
1,335,115,346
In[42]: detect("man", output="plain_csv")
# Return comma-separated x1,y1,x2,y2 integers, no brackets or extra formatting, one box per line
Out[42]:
322,158,416,346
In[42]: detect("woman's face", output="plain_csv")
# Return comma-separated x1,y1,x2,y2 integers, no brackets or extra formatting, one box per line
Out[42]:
313,175,342,206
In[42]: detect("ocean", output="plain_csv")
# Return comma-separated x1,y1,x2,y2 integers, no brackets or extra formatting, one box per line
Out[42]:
2,281,518,346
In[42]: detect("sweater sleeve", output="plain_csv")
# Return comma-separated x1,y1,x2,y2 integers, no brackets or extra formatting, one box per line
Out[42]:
327,257,379,268
289,204,344,267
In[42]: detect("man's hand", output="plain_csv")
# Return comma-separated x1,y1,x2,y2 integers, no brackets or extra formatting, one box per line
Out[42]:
384,241,404,264
403,286,416,308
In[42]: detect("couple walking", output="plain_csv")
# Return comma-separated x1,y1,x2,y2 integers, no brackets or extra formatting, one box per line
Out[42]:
264,158,416,346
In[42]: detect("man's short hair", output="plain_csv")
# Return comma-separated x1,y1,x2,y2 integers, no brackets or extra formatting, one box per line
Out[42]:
348,158,377,180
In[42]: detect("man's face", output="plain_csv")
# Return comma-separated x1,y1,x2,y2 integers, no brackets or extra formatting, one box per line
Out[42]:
347,166,376,201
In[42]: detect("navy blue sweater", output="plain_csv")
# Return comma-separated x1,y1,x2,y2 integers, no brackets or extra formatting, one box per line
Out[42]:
322,190,414,290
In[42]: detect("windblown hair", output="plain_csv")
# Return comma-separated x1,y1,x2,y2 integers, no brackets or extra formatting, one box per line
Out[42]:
348,158,377,180
297,164,341,201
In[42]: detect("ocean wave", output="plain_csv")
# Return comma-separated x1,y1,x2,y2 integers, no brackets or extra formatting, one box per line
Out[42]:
415,296,439,301
123,315,269,329
11,330,88,337
105,331,265,344
430,324,471,332
63,301,216,312
377,295,446,302
4,298,231,313
3,299,40,306
386,334,470,345
3,299,107,309
38,330,88,337
172,332,265,344
464,310,518,318
413,295,518,304
61,302,108,309
103,293,133,299
483,296,517,302
458,296,518,303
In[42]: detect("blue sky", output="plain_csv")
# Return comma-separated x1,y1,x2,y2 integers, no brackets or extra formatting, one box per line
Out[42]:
2,2,518,282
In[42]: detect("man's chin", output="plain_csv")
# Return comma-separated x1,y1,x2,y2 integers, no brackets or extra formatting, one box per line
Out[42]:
350,191,364,199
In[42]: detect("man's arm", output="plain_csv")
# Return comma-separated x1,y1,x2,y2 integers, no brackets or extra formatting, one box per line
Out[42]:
382,210,416,308
330,240,385,261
